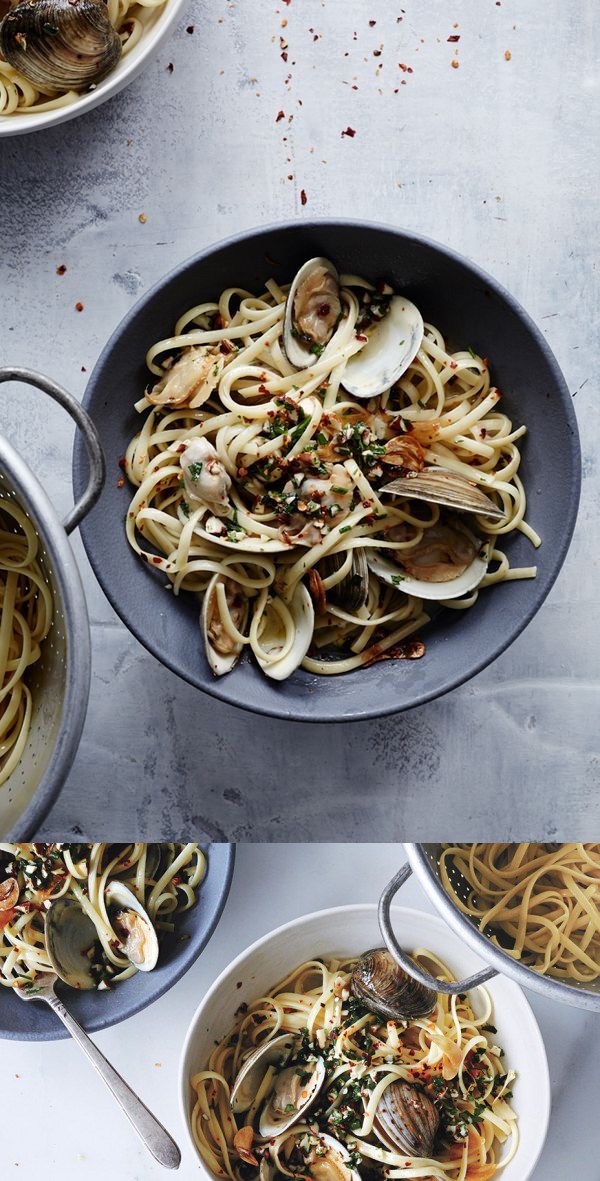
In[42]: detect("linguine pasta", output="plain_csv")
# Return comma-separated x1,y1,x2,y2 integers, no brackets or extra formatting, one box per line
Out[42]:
0,842,205,988
191,952,518,1181
440,843,600,984
124,267,539,682
0,499,53,787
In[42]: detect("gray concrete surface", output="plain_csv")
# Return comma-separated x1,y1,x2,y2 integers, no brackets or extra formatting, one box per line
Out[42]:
1,0,598,838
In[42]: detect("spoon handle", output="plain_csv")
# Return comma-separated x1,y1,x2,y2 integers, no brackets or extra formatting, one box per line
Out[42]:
45,991,181,1170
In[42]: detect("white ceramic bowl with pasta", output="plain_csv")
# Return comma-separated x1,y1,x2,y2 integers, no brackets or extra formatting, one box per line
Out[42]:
0,0,185,136
179,905,550,1181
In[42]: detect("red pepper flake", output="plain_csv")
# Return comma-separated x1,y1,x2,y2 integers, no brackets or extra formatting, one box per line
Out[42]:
356,333,368,342
81,365,87,372
373,49,381,57
369,18,376,25
166,62,173,73
186,24,194,33
341,125,356,137
300,189,307,205
281,50,288,61
504,49,511,60
75,301,84,312
56,264,67,275
447,34,460,42
151,556,162,565
258,383,269,395
138,212,147,223
118,456,128,470
451,59,459,68
275,109,285,122
117,477,125,488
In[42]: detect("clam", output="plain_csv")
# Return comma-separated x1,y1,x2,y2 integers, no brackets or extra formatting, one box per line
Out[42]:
44,898,99,991
368,519,489,602
0,0,121,92
351,948,437,1020
259,1056,326,1138
318,547,369,612
284,258,342,368
231,1033,298,1113
341,296,424,400
104,880,159,972
0,877,19,911
256,582,314,681
382,467,504,520
202,573,249,677
260,1132,360,1181
374,1081,439,1158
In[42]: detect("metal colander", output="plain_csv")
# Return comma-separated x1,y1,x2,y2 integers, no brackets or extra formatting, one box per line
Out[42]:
0,368,104,838
378,844,600,1011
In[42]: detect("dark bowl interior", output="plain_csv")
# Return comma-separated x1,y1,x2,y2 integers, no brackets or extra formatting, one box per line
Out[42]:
0,843,234,1041
74,220,580,721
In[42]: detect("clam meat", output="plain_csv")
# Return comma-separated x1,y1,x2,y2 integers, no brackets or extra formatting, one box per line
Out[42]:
104,880,159,972
0,0,122,92
368,518,489,602
351,948,437,1020
284,258,342,368
202,574,249,677
374,1081,440,1158
263,1132,361,1181
259,1055,326,1137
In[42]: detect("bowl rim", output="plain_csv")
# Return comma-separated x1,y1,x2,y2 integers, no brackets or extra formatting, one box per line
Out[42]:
0,431,91,839
75,218,581,722
178,900,551,1181
0,0,186,138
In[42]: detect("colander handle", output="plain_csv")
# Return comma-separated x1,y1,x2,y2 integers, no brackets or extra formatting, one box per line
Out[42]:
0,367,105,534
378,863,498,994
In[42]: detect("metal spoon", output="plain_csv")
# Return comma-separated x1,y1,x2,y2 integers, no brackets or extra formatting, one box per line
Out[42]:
15,973,181,1170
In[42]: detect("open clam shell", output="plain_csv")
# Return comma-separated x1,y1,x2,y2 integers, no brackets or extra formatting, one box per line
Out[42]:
382,467,504,520
284,257,342,368
104,880,159,973
319,546,369,612
258,1056,326,1138
368,535,490,602
44,898,98,991
231,1033,297,1114
256,582,314,681
202,574,250,677
374,1081,440,1158
351,948,437,1020
342,295,424,400
0,0,122,92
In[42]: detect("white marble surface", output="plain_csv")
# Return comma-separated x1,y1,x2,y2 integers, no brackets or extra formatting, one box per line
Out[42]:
1,0,599,836
1,844,598,1179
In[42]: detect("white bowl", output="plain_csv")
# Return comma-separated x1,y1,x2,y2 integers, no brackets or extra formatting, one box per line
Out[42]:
0,0,185,137
179,904,550,1181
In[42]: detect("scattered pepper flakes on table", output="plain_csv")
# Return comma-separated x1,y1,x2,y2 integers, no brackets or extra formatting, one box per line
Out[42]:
341,126,356,137
504,49,511,60
56,264,66,275
75,302,84,312
448,34,460,42
139,212,147,223
186,24,194,33
166,62,173,73
300,189,307,205
451,59,460,68
276,109,285,121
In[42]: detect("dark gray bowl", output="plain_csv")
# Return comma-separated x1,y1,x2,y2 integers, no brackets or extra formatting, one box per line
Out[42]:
0,843,234,1040
74,220,580,722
